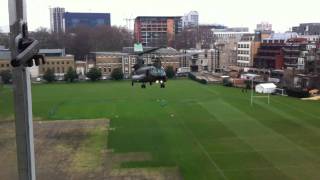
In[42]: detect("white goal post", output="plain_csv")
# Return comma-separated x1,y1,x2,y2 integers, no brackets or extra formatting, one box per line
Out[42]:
275,88,286,96
250,79,270,106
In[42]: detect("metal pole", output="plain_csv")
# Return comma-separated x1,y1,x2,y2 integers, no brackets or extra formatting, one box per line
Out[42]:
8,0,36,180
251,78,253,105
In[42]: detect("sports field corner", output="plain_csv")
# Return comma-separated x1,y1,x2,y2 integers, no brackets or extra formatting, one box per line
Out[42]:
1,79,320,179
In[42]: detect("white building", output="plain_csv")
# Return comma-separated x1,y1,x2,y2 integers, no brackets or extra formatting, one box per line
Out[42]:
50,7,65,33
213,31,250,42
213,28,250,69
236,34,261,67
182,11,199,28
237,41,251,67
256,22,272,32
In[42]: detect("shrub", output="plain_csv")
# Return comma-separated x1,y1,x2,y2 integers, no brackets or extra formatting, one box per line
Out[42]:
64,67,78,82
43,69,55,83
286,88,309,98
86,67,102,81
0,70,12,84
165,66,175,79
111,68,123,80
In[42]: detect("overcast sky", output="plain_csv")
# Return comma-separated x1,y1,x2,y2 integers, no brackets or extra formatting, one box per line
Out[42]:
1,0,320,32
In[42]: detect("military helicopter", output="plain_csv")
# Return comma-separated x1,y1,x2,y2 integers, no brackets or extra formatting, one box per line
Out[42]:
131,47,167,88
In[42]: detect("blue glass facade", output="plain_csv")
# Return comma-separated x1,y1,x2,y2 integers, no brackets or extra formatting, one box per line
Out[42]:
64,12,111,30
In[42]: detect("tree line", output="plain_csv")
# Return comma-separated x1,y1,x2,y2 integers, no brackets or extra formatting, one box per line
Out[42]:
0,65,176,84
28,25,133,60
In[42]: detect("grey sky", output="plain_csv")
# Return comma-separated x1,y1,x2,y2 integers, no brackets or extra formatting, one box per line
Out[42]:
1,0,320,32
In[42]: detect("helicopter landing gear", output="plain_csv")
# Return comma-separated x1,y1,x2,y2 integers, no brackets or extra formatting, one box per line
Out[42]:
141,84,146,88
160,83,165,88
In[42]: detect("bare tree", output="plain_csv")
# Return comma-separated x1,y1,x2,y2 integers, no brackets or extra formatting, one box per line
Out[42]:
174,26,215,50
26,25,133,60
90,25,133,51
29,27,64,49
65,25,92,60
174,28,197,50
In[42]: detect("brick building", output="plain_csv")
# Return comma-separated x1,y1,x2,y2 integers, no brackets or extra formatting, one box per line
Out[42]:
254,33,298,70
39,56,75,80
92,52,126,79
134,16,182,47
282,38,308,70
91,47,183,79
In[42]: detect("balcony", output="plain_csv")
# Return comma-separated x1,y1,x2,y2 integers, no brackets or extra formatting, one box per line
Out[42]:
284,56,298,60
258,49,281,54
282,48,300,53
255,56,276,60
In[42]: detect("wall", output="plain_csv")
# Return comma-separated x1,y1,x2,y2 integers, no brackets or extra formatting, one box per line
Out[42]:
39,56,75,80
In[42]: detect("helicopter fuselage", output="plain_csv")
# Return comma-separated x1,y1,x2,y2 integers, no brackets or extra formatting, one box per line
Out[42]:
132,65,167,88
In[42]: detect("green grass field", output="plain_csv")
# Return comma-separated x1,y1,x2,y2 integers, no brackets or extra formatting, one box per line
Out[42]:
1,79,320,179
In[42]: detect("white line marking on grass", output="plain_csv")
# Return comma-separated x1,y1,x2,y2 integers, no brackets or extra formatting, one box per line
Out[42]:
271,98,320,120
255,99,320,136
176,117,229,180
208,146,320,154
200,99,320,180
221,163,320,172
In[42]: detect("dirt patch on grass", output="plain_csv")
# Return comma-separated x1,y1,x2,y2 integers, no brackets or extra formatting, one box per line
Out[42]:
0,119,182,180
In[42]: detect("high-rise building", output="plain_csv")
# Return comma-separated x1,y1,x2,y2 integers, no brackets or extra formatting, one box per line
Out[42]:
50,7,65,33
255,22,273,33
64,12,111,31
182,11,199,28
134,16,182,47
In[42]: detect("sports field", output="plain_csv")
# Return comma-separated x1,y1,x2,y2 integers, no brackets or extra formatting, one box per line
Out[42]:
1,79,320,179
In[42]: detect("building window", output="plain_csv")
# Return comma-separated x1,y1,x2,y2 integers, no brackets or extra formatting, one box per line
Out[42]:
62,67,65,73
67,62,69,64
108,68,111,72
124,57,129,64
57,61,60,65
131,58,136,64
6,64,9,67
104,68,107,72
62,61,64,64
57,67,60,73
1,64,3,67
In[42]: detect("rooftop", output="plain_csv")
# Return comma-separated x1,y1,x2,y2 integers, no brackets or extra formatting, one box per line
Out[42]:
0,49,11,60
263,32,298,41
135,16,182,20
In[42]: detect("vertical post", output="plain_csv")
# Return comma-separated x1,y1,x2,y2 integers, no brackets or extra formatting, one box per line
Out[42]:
8,0,36,180
250,78,253,105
